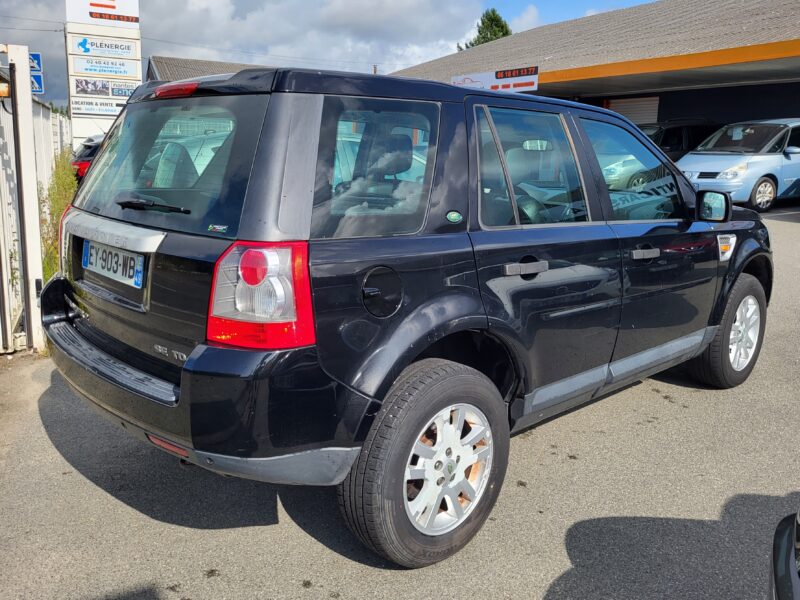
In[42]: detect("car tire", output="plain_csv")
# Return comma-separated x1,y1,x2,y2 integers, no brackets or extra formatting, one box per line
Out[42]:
748,177,776,212
628,171,652,191
337,358,509,568
689,273,766,388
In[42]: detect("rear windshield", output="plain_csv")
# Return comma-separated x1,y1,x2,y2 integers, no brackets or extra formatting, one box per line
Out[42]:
73,94,269,238
75,142,100,160
311,96,439,239
695,123,785,154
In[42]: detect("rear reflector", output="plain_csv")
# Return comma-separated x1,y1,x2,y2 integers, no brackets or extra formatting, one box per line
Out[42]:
146,433,189,458
207,241,316,350
154,81,199,99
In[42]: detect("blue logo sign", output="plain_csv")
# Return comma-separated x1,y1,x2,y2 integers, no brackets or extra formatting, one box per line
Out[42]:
78,38,90,53
30,74,44,95
29,52,43,73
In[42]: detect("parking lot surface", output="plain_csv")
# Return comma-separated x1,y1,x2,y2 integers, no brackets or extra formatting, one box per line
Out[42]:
2,205,800,600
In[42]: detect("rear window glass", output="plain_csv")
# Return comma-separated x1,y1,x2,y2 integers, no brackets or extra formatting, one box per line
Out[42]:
311,96,439,239
73,94,269,239
75,143,100,160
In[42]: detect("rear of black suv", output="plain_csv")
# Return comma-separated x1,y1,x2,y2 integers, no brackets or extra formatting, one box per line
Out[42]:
43,71,389,486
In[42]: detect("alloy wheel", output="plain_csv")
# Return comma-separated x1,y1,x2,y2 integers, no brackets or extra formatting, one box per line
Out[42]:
729,294,761,371
403,403,493,536
755,181,775,209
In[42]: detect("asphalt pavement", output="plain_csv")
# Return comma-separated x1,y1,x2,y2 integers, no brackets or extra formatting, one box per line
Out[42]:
1,203,799,599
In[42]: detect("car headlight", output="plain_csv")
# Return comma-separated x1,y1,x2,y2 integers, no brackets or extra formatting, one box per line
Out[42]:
719,164,747,180
682,171,695,179
603,166,620,178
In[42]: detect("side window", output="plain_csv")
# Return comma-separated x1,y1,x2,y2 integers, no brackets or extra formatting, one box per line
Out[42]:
311,97,439,239
580,118,684,221
787,127,800,149
488,107,588,225
477,108,514,227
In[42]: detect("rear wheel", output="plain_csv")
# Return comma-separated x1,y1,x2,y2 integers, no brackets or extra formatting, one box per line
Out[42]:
338,358,509,568
689,273,766,388
748,177,776,212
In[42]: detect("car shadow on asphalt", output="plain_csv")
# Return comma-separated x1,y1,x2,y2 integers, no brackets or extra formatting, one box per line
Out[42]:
38,370,395,569
544,491,800,600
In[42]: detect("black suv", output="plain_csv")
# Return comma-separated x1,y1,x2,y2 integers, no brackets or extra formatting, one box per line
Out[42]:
42,69,772,568
640,119,719,161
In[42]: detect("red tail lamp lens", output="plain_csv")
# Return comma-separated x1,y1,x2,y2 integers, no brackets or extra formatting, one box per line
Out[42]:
239,249,269,286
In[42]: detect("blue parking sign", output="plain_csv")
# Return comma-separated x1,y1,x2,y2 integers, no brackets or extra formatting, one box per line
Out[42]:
29,52,43,73
30,74,44,95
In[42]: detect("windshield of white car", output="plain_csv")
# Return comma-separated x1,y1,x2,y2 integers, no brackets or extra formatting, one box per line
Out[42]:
695,124,785,154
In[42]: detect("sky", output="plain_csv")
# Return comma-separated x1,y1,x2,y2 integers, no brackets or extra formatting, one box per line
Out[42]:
0,0,651,106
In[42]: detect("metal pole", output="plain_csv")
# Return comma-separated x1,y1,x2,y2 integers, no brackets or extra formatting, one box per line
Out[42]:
8,61,32,349
6,44,45,351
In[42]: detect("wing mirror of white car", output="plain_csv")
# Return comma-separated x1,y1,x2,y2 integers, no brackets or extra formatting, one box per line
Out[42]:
784,146,800,155
697,190,731,222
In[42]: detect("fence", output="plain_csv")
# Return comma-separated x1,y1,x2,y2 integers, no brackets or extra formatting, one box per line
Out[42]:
0,87,71,352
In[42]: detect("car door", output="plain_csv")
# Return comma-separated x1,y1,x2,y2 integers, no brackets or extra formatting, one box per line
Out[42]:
780,126,800,197
573,112,720,372
466,97,622,427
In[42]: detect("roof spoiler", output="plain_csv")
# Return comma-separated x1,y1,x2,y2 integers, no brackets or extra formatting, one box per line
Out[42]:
128,69,278,103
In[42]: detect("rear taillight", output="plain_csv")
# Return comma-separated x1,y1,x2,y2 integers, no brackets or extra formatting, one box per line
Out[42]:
207,241,316,350
58,204,73,273
71,160,91,178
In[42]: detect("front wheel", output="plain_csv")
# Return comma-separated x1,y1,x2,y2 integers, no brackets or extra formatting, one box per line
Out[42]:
689,273,766,388
338,358,509,568
749,177,776,212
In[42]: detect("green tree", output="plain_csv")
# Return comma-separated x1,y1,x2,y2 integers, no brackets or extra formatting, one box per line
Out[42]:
458,8,512,51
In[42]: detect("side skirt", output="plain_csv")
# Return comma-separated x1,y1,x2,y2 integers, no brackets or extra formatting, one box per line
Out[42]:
509,327,717,433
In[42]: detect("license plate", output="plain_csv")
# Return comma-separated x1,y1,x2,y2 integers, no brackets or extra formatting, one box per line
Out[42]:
81,239,144,289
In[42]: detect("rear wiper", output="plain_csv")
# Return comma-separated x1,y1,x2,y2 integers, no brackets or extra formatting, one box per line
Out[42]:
115,193,191,214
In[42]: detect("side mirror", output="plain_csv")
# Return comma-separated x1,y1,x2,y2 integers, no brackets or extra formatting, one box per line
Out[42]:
785,146,800,155
697,190,731,222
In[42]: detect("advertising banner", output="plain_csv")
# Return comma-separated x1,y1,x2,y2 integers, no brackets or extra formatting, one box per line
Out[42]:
72,77,138,98
70,56,141,79
69,34,139,59
70,97,127,117
451,66,539,92
66,0,140,29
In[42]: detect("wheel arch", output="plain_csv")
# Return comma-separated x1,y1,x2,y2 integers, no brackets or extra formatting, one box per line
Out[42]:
711,243,773,325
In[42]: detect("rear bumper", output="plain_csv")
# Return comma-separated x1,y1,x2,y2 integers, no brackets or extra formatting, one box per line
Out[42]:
43,276,368,486
770,513,800,600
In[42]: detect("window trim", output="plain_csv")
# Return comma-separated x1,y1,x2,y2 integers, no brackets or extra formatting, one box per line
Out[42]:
475,103,593,231
576,114,690,223
309,94,442,241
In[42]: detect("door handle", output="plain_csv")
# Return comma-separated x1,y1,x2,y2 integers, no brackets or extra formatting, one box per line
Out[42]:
503,261,549,277
631,248,661,260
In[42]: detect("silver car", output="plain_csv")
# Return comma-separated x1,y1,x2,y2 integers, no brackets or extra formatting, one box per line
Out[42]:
677,118,800,212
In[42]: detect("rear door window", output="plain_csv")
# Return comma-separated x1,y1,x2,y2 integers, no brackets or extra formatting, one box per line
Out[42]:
73,94,269,238
311,97,439,239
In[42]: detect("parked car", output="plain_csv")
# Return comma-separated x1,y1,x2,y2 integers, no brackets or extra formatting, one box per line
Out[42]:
677,119,800,212
71,134,104,184
41,69,773,568
771,512,800,599
639,119,719,161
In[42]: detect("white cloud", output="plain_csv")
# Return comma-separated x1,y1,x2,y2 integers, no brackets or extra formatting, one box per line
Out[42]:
510,5,541,33
585,8,603,16
0,0,483,105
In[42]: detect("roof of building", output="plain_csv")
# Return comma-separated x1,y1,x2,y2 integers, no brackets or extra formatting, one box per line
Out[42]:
146,55,268,81
394,0,800,85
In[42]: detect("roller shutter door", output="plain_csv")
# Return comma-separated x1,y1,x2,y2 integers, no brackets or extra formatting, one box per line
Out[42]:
607,97,659,124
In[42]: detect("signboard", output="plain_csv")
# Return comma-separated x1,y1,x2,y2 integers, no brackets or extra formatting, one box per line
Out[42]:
70,97,127,117
66,0,140,29
30,74,44,95
70,56,140,79
451,66,539,93
29,52,43,73
69,34,139,59
72,77,137,98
